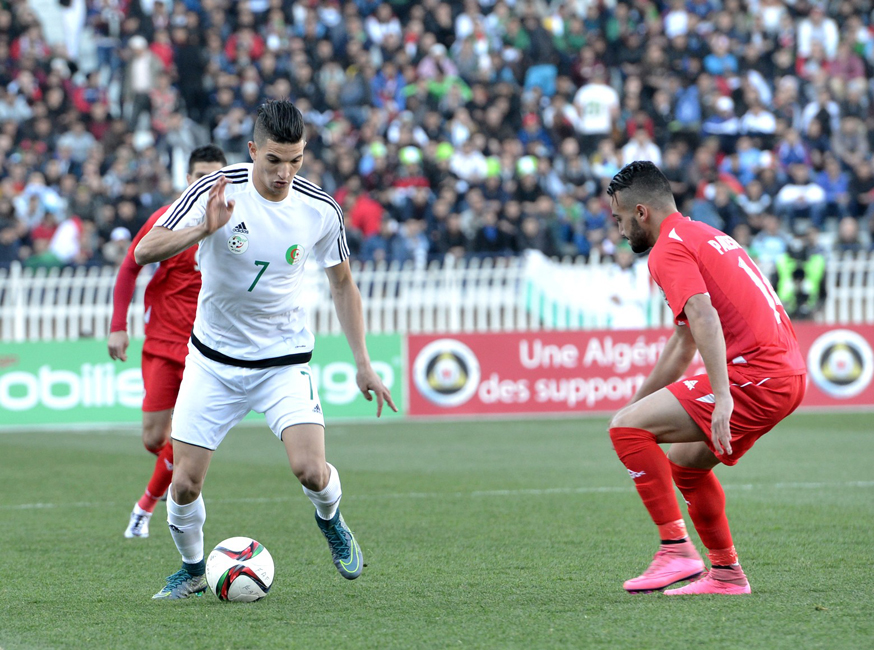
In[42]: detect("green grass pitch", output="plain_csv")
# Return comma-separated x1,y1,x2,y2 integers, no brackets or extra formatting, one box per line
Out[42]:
1,412,871,649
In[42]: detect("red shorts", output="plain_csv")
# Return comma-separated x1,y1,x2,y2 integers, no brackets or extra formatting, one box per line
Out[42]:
141,339,189,412
667,368,806,466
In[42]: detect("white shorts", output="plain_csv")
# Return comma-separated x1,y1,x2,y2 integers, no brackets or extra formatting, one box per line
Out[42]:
170,345,324,450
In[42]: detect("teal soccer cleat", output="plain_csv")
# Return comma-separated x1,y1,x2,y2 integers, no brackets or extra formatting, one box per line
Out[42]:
152,568,208,600
315,511,363,580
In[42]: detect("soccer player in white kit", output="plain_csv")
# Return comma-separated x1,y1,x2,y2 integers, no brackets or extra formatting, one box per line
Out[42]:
135,100,396,599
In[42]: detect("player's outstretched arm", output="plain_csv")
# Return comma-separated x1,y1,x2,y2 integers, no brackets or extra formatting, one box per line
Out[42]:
135,177,235,264
108,252,143,362
325,260,397,417
627,323,697,406
684,293,734,456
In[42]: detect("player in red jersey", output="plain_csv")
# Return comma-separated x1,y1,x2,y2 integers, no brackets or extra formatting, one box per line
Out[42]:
109,145,227,539
605,161,807,595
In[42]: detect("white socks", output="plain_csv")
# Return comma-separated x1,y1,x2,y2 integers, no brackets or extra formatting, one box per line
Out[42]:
167,493,206,564
302,463,342,520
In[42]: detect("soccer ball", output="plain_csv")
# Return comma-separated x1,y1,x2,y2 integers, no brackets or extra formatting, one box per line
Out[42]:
205,537,274,602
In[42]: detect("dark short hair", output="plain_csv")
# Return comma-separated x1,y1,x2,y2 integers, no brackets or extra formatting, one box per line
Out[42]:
607,161,675,208
188,144,227,173
253,99,305,145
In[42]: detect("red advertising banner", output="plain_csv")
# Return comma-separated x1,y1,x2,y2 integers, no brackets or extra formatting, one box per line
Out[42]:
406,324,874,417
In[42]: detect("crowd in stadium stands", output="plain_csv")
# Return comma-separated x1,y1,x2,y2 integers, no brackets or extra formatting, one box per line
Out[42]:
1,0,874,315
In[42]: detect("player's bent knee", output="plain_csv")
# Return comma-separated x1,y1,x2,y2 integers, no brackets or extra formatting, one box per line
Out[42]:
143,439,166,456
170,475,204,504
609,406,637,431
142,413,172,451
291,461,329,492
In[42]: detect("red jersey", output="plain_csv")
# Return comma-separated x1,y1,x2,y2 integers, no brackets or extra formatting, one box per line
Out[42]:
110,205,200,345
648,212,806,377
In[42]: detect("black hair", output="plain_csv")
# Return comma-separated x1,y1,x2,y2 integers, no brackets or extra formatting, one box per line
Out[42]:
253,99,305,145
606,161,675,209
187,144,227,173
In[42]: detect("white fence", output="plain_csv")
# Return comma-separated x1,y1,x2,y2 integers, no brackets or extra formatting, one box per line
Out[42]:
2,252,873,342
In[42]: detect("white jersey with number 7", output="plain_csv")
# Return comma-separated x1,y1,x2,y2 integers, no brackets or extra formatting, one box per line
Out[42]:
155,163,349,361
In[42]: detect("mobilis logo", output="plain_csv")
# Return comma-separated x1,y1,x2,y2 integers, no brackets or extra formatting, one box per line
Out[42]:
0,363,143,411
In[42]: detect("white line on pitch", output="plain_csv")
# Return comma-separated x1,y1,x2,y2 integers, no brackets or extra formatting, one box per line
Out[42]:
3,481,873,511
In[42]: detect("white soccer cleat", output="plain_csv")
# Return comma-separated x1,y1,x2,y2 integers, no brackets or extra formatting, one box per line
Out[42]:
124,506,152,538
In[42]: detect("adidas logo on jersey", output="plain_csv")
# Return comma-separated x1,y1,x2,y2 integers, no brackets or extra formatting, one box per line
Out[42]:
312,404,322,414
232,222,249,234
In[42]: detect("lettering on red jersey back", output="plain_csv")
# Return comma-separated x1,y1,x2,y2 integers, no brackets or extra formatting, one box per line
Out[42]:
648,213,806,376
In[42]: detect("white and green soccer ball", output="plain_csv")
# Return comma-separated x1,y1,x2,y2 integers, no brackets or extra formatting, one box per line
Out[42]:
205,537,274,602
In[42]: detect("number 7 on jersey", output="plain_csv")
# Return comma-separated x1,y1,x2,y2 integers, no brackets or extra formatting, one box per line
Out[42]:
248,260,270,292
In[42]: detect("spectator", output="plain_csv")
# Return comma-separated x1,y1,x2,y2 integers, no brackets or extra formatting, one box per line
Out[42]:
361,218,400,264
829,41,865,87
449,139,488,184
720,136,764,186
739,100,777,143
775,128,811,171
831,116,869,171
518,113,554,157
71,71,108,114
573,65,619,152
815,155,851,221
123,35,163,129
703,33,738,76
851,160,874,218
711,182,748,234
833,216,864,256
516,215,557,258
342,180,385,239
436,212,470,260
800,87,840,138
365,4,402,46
752,214,792,269
101,226,132,266
796,4,839,60
471,207,513,258
621,129,662,167
775,235,826,319
775,163,827,229
702,96,739,152
737,179,772,227
803,117,831,170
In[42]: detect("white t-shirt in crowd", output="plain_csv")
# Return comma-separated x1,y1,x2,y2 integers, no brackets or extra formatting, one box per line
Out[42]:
573,83,620,135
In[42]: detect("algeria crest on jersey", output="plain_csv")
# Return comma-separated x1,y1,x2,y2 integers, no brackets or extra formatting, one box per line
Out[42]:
286,244,305,265
228,234,249,255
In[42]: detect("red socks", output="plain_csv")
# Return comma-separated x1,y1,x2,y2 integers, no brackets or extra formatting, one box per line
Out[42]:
137,441,174,513
609,427,683,528
610,427,739,565
670,460,736,564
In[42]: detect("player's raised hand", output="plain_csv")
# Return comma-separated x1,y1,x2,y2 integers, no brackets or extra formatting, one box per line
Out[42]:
204,176,235,234
108,330,129,362
710,395,734,455
356,366,398,418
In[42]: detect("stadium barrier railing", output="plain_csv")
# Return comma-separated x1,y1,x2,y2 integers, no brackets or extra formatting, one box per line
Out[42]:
1,252,873,343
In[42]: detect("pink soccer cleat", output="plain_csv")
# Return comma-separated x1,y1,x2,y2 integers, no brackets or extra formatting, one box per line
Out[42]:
664,566,751,595
623,541,705,593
